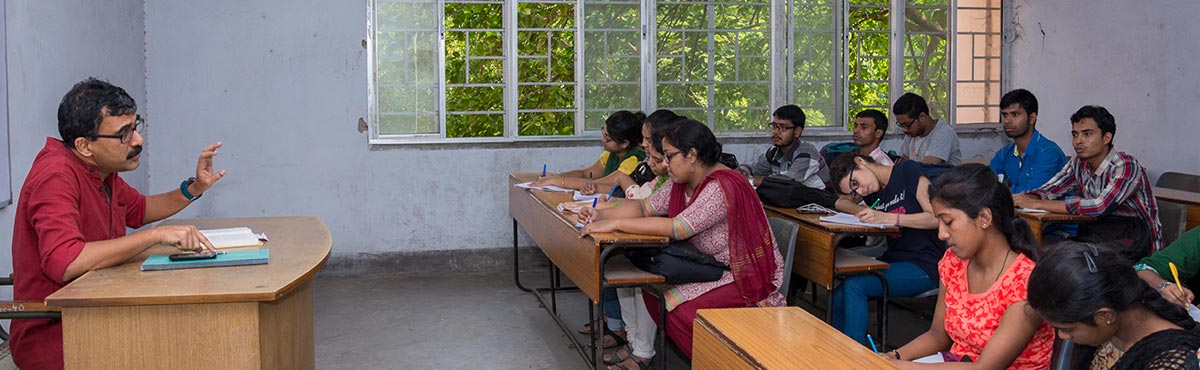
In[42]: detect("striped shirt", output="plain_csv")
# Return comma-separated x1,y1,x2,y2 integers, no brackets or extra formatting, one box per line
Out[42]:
1030,149,1163,252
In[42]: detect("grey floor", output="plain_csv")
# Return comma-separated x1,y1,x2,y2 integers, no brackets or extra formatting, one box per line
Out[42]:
313,269,933,370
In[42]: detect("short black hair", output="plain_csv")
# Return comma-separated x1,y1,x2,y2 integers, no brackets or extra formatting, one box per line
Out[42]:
661,119,722,166
773,105,807,128
855,109,889,133
891,92,929,119
605,110,647,148
1070,105,1116,147
1000,88,1038,115
57,77,137,149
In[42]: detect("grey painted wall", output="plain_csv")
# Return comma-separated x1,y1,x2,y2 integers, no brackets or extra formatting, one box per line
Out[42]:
0,1,146,300
1009,0,1200,179
140,0,1005,261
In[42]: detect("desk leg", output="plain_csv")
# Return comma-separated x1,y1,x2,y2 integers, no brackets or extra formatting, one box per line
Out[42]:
869,271,889,350
550,264,559,315
1029,220,1045,247
514,219,533,292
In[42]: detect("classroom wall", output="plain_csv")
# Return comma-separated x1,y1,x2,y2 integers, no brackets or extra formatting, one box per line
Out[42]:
138,0,1006,270
0,0,147,297
1008,0,1200,179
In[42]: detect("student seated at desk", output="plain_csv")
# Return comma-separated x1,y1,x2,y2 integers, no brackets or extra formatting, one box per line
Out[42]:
1028,242,1200,370
575,109,683,201
601,122,674,370
852,109,895,166
988,89,1067,193
580,119,786,364
827,152,945,346
736,104,829,189
10,78,225,370
893,92,962,166
533,110,647,191
1014,105,1163,260
884,164,1054,370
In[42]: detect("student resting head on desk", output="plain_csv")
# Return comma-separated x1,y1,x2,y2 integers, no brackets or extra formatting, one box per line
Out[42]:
579,119,786,366
530,110,646,192
827,152,944,346
883,164,1055,370
1028,242,1200,370
9,78,226,370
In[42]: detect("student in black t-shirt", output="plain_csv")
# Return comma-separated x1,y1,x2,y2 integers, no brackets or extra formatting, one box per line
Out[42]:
827,152,947,347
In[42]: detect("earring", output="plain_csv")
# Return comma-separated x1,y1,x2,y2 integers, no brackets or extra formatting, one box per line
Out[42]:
982,222,990,228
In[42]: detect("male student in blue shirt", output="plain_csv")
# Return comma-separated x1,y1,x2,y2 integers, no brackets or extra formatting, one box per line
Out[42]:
988,89,1067,193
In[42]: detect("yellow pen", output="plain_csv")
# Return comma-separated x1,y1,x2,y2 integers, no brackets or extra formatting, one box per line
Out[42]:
1170,262,1185,296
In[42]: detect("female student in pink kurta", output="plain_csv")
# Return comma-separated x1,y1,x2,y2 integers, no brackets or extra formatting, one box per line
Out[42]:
885,164,1054,370
580,119,785,368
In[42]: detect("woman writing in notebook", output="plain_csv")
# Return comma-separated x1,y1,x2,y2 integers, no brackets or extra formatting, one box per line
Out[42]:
1028,242,1200,370
531,110,646,191
579,119,786,367
827,152,944,347
885,164,1054,369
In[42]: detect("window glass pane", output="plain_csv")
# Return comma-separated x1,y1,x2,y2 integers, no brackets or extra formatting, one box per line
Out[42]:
375,0,440,136
791,0,837,127
846,1,890,121
903,2,950,122
517,0,577,137
445,1,506,138
582,0,641,131
657,0,770,131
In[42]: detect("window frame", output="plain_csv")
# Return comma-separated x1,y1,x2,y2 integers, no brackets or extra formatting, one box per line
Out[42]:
367,0,1003,145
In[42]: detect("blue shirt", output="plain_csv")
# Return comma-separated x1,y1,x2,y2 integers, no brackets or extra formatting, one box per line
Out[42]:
989,130,1067,193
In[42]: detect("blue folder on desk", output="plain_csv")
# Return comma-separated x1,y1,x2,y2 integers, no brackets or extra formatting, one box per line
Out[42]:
141,249,270,271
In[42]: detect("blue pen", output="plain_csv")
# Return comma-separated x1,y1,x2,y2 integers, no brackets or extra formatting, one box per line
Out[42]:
610,184,620,197
867,334,879,353
542,164,547,177
587,198,599,225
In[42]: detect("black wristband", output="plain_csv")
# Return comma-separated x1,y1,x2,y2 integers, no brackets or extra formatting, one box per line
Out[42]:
894,350,901,360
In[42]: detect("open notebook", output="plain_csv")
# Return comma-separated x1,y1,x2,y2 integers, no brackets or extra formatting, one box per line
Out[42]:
200,227,267,249
818,212,893,229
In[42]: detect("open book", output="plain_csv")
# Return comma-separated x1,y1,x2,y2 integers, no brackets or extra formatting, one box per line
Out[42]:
200,227,267,249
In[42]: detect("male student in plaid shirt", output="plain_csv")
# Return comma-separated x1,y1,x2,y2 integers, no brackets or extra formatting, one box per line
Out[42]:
1014,105,1162,260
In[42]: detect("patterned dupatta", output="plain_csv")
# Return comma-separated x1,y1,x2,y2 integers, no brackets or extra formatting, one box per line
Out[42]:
668,168,777,306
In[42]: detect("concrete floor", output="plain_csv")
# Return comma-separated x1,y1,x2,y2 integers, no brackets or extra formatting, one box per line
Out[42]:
313,269,933,369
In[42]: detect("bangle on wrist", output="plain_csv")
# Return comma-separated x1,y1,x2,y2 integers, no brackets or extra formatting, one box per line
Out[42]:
1158,281,1174,292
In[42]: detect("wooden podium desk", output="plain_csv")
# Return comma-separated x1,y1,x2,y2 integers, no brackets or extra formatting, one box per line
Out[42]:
45,216,331,370
693,307,900,370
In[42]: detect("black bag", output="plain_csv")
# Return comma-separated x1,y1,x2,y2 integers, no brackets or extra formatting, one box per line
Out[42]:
626,241,729,284
755,175,838,209
1075,215,1153,261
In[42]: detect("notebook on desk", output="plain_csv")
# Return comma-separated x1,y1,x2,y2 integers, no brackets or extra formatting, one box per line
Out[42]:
141,249,270,271
200,227,267,249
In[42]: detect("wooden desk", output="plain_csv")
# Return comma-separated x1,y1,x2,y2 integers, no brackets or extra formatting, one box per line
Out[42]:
509,173,667,368
1155,187,1200,230
693,307,901,370
46,216,331,370
1018,211,1094,246
763,206,897,290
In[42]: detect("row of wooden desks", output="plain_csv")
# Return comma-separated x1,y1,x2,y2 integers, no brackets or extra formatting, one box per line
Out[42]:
45,216,332,370
1155,186,1200,230
508,173,669,369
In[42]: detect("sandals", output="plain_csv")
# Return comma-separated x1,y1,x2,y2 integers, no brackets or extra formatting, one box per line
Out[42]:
607,355,651,370
591,327,627,349
604,344,632,365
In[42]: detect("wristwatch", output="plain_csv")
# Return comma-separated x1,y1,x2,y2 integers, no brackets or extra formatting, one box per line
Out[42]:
180,177,203,201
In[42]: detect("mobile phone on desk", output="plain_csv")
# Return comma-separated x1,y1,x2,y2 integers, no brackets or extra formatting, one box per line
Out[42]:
168,251,219,261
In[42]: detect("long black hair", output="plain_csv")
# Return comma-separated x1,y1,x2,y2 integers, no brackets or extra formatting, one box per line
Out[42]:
660,119,722,166
605,110,646,149
928,164,1038,261
1027,241,1197,331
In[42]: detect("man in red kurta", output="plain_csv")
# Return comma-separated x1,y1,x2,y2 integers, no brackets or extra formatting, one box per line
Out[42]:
10,78,227,370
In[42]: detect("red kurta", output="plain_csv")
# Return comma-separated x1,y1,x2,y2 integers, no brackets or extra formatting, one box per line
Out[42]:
10,138,147,370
